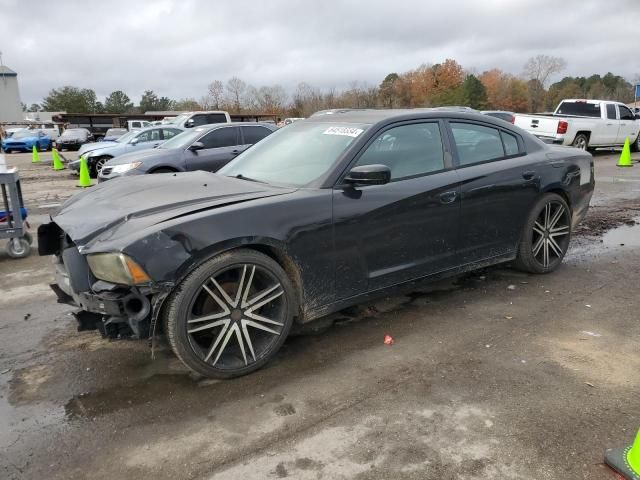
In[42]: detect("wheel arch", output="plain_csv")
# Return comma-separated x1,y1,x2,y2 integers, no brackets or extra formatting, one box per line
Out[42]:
148,165,180,173
167,237,304,321
573,130,591,144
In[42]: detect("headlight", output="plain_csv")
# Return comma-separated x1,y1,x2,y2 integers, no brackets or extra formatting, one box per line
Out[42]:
110,162,141,173
87,253,151,285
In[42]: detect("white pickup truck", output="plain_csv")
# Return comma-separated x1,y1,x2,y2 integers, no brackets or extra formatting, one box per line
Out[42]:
514,99,640,152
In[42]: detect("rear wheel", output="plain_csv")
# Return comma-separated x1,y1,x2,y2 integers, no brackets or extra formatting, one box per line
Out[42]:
514,193,571,274
165,249,296,378
572,133,589,151
632,135,640,153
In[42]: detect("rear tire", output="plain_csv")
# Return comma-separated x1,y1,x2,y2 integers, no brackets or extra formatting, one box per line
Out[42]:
514,193,571,274
572,133,589,151
632,135,640,153
164,249,296,379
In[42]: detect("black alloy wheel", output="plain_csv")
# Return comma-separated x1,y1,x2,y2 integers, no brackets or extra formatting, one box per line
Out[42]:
515,193,571,273
165,249,296,378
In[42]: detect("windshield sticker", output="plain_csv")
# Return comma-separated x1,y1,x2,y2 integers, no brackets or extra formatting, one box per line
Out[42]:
322,126,363,138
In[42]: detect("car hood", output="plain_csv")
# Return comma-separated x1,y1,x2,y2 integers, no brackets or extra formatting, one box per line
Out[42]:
78,141,116,155
52,170,295,250
104,147,178,166
4,136,38,143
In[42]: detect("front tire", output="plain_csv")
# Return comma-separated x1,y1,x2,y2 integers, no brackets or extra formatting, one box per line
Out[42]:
90,156,110,178
6,238,31,258
165,249,296,378
572,133,589,151
514,193,571,274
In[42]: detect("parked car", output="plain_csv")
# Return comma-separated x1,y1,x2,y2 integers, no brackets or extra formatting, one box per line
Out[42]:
69,126,184,177
514,99,640,152
127,120,151,132
482,110,515,123
56,128,93,151
39,109,594,378
102,128,128,142
165,111,231,129
2,129,51,152
98,123,275,181
28,122,60,141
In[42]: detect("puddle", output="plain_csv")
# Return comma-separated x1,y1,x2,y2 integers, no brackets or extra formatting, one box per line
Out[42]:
602,217,640,246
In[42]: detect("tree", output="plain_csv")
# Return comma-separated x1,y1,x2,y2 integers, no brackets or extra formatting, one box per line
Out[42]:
207,80,225,109
479,69,529,112
41,86,98,113
173,98,201,111
28,103,41,112
104,90,133,113
138,90,175,112
21,102,27,112
523,55,567,112
379,73,401,108
226,77,246,113
460,74,487,109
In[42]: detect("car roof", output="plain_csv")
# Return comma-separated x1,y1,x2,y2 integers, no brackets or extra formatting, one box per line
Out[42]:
305,108,513,126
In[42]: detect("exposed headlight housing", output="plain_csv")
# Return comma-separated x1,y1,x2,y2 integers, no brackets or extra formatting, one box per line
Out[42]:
110,162,141,173
87,253,151,285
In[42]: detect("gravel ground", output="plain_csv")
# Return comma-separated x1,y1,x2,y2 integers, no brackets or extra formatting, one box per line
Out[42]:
0,150,639,480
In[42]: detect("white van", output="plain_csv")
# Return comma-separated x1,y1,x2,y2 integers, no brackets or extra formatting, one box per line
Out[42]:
127,120,152,131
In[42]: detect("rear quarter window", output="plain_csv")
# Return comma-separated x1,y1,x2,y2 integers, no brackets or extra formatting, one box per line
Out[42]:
556,102,601,118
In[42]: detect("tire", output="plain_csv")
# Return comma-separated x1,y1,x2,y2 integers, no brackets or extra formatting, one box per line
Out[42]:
151,168,176,174
165,249,296,378
6,238,31,258
38,142,46,152
23,232,33,245
514,193,571,274
632,135,640,153
572,133,589,151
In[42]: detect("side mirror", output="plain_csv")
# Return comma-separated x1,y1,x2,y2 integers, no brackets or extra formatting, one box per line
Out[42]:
130,137,139,145
189,141,204,152
344,164,391,186
185,119,194,128
635,114,640,120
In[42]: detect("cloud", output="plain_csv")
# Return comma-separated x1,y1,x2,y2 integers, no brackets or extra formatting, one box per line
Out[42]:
0,0,638,105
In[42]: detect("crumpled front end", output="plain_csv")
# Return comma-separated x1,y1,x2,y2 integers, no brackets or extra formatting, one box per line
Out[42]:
39,221,169,339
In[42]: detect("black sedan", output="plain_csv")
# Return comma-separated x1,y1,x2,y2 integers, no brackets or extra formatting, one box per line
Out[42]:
38,109,594,378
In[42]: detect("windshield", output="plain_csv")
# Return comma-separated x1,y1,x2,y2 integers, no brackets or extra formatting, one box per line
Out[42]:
116,131,137,143
166,113,190,125
13,130,38,139
159,127,208,149
219,122,369,187
60,129,85,138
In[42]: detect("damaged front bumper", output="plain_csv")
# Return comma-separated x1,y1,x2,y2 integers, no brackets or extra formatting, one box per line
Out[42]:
43,226,169,339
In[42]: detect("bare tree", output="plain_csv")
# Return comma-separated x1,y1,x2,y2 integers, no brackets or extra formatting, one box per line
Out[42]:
225,77,246,113
523,55,567,112
207,80,224,109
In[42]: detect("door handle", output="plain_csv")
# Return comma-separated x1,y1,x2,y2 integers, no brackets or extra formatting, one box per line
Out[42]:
522,171,535,180
606,123,613,126
439,191,457,204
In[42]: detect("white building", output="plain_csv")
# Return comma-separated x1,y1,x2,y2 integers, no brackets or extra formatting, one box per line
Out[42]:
0,65,24,123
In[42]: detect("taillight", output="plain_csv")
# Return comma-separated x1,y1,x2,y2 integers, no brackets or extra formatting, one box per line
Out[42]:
510,115,515,124
557,121,568,134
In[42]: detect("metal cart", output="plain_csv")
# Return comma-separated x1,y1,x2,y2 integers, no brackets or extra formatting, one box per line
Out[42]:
0,169,32,258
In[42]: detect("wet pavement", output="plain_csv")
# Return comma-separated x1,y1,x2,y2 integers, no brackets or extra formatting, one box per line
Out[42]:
0,150,639,479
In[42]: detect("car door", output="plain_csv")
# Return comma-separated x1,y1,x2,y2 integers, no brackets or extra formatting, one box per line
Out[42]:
617,104,639,144
448,120,541,263
185,126,240,172
127,128,163,153
332,120,460,296
600,103,620,145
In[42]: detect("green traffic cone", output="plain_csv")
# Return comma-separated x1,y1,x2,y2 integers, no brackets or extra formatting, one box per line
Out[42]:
52,148,64,171
77,156,92,188
605,428,640,480
617,138,633,168
31,145,40,163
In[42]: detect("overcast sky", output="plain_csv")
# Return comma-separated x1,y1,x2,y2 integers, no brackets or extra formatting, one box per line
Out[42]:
1,0,638,105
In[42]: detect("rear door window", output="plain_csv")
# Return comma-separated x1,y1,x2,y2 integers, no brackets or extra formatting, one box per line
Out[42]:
206,113,228,124
199,127,239,149
191,114,208,127
606,104,618,120
450,122,505,166
241,126,272,144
